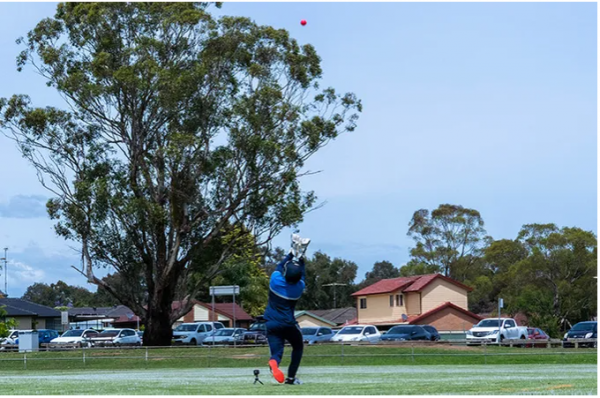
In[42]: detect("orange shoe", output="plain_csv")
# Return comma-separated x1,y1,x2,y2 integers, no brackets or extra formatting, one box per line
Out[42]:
269,359,285,383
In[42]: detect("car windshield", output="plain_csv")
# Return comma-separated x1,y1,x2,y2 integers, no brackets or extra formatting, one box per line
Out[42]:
99,330,119,337
571,322,596,332
338,327,364,335
388,326,415,334
175,324,198,332
214,330,235,336
477,320,503,328
249,323,265,331
302,328,318,336
62,330,84,337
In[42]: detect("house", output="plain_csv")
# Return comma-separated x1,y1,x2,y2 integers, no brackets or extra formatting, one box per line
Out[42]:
308,307,357,327
351,274,482,332
68,305,141,329
0,296,62,330
172,300,253,329
294,310,337,328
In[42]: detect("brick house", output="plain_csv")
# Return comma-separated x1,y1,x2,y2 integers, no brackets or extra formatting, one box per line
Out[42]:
172,300,253,329
351,274,482,332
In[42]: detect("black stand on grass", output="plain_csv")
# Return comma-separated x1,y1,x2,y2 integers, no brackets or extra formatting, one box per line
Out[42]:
253,369,264,385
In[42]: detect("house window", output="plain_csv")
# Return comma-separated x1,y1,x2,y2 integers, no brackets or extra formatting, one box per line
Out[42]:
396,294,403,306
360,298,367,309
390,295,394,307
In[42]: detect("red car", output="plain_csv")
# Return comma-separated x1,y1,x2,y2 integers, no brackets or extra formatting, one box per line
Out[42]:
526,327,550,348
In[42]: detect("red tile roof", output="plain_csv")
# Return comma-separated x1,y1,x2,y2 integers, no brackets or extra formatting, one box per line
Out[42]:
407,302,483,325
352,273,473,296
171,300,253,321
351,276,421,296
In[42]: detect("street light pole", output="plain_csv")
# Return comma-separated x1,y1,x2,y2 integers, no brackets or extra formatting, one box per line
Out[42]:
323,283,347,309
0,248,7,296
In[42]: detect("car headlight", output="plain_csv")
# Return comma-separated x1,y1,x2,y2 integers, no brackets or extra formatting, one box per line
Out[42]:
466,331,473,336
564,333,569,339
585,332,593,339
487,330,499,336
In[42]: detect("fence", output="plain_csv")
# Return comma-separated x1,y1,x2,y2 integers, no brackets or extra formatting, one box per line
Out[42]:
0,339,595,370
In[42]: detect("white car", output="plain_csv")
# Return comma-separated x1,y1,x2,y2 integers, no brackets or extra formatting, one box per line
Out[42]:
0,330,19,349
330,325,381,343
89,328,141,347
50,329,100,347
202,328,246,345
466,318,529,345
172,322,225,345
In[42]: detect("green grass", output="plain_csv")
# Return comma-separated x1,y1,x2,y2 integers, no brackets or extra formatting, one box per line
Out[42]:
0,364,595,395
0,344,595,371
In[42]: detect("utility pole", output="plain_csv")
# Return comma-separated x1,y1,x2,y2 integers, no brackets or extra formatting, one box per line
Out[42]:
323,283,347,309
0,248,7,296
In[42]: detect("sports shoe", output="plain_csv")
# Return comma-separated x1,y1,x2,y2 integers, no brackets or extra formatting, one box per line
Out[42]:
268,359,285,383
285,377,303,385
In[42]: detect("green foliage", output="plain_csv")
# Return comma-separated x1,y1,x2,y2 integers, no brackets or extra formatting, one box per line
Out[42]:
296,251,358,310
399,260,441,277
0,306,17,338
356,260,400,291
22,280,117,308
0,2,361,345
407,204,488,280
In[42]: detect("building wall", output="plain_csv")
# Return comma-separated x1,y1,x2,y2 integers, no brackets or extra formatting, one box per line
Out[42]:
420,279,468,313
405,292,421,315
14,317,32,330
36,318,46,329
357,292,407,324
413,307,479,332
296,314,333,328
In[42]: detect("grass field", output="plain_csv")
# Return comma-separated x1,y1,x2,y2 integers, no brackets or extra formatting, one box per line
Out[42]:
0,344,595,394
0,364,596,395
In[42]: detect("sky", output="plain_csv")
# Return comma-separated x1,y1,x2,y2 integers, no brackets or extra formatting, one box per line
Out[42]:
0,2,596,298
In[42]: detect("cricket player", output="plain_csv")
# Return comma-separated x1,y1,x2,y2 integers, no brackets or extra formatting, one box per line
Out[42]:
264,233,311,385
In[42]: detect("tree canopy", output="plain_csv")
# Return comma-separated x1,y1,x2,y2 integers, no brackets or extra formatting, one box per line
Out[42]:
0,2,361,345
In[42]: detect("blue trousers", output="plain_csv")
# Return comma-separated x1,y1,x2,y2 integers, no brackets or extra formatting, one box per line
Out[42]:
266,321,304,379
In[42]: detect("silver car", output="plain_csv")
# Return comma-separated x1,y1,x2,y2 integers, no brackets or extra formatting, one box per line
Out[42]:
202,328,246,345
301,327,335,344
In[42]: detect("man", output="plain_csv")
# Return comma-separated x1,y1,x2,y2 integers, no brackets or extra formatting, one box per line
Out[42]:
264,233,311,385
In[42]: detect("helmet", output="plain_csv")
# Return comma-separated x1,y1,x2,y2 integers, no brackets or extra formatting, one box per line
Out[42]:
283,260,302,284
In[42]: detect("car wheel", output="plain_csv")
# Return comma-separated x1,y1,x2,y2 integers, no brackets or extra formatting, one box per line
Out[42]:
518,335,526,348
190,338,197,346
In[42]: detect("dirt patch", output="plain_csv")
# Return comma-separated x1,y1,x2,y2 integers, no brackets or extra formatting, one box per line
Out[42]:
229,354,261,359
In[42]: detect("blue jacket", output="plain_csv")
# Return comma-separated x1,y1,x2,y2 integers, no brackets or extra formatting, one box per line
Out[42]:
264,253,306,326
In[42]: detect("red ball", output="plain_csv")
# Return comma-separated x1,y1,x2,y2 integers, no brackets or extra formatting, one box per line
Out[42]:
300,20,307,26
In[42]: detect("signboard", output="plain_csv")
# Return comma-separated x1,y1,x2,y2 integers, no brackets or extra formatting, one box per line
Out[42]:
209,285,240,296
499,298,504,309
61,311,69,325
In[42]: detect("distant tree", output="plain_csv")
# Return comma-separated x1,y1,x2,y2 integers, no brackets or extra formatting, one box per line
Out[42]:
505,224,597,334
356,260,399,290
0,306,17,338
398,260,440,277
296,252,358,310
407,204,487,280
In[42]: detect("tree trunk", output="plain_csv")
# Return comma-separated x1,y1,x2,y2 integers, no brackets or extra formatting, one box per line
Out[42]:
143,301,174,347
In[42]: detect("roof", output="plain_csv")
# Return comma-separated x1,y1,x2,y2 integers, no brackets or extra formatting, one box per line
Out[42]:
407,302,483,325
352,274,473,296
294,310,337,327
0,298,61,318
172,300,253,321
309,308,357,325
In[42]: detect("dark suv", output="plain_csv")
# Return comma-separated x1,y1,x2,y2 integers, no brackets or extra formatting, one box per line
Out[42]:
422,325,440,341
243,320,267,345
563,321,597,348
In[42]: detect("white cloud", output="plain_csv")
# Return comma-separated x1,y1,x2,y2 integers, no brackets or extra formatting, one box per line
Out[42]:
5,260,46,286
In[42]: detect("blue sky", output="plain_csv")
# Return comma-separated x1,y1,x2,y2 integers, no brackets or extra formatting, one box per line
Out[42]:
0,2,596,297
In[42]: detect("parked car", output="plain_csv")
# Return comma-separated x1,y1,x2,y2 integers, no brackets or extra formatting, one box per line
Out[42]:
242,321,268,345
137,331,144,343
301,327,335,344
172,322,224,345
422,325,440,341
90,328,142,347
50,329,100,347
526,328,550,348
203,328,246,345
563,321,597,348
380,325,431,342
0,330,19,349
466,318,528,345
330,325,381,343
14,329,59,345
